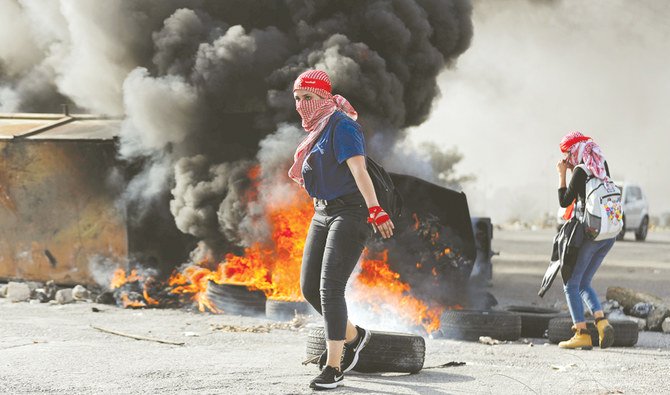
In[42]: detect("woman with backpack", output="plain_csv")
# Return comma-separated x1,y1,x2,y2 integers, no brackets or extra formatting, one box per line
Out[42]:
556,131,616,350
289,69,395,390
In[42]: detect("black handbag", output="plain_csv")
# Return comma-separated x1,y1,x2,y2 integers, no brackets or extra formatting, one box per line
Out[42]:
538,217,584,297
560,217,584,284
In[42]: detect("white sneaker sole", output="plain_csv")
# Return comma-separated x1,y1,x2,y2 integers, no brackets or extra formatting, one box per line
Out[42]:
312,379,343,390
343,329,371,373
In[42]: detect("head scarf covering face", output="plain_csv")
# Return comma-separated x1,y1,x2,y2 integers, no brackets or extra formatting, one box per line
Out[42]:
561,131,608,180
288,70,358,186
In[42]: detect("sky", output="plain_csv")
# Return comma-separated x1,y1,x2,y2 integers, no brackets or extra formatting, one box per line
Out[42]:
409,0,670,224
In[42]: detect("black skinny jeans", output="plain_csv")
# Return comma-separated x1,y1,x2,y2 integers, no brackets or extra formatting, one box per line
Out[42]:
300,193,371,341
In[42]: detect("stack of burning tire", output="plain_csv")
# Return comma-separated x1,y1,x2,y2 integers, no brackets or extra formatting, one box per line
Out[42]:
206,281,266,316
206,282,317,320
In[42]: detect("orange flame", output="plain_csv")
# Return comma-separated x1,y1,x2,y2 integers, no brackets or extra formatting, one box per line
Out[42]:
352,250,444,333
110,169,456,334
111,268,142,289
120,294,146,308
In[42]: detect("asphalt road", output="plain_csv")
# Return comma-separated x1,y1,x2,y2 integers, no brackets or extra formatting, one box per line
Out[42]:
1,229,669,394
490,229,670,308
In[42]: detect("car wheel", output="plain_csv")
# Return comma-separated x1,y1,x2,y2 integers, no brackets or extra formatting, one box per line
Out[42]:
616,215,625,241
635,216,648,241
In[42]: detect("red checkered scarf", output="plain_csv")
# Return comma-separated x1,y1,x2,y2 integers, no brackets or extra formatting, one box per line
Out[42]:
288,71,357,186
566,140,608,180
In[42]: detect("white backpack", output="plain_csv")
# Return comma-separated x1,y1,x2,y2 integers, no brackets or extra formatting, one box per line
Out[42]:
575,164,623,241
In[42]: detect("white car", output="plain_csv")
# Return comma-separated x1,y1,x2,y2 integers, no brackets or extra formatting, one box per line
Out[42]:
617,182,649,241
555,182,649,241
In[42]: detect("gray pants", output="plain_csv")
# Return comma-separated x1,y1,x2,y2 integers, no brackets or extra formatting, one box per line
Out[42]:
300,194,371,340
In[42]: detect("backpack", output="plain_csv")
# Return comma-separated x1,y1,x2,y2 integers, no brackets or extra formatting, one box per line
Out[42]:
330,117,403,221
575,164,623,241
365,156,404,221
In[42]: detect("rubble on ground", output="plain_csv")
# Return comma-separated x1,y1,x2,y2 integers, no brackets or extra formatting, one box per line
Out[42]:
72,285,91,301
0,281,107,306
55,289,75,304
606,287,670,333
6,282,31,302
662,318,670,334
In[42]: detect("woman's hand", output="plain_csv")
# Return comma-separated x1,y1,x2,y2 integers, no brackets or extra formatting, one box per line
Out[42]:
368,207,395,239
556,159,568,175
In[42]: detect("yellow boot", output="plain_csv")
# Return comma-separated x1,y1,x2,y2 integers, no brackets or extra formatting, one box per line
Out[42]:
596,317,614,349
558,326,593,350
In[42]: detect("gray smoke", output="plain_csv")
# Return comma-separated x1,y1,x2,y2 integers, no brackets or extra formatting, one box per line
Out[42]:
0,0,474,254
408,0,670,224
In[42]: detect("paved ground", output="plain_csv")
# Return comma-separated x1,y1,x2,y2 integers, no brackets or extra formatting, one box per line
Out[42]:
1,230,669,394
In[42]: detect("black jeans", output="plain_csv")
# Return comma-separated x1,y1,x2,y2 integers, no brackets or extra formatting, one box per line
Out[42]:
300,193,371,341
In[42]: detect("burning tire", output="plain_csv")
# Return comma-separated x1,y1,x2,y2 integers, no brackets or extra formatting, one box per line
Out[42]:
206,282,266,316
306,327,425,374
547,317,639,347
440,310,522,341
504,305,564,338
266,299,315,321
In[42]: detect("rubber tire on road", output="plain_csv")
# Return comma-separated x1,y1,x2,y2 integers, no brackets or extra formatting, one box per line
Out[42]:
206,282,266,316
547,317,639,347
440,310,522,341
265,299,315,321
306,327,425,374
504,305,563,338
635,216,648,241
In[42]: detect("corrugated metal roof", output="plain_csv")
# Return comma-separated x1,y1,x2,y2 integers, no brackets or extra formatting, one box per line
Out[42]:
0,113,121,140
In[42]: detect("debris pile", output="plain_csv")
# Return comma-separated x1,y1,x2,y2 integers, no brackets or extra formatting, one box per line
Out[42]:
605,286,670,333
0,281,94,305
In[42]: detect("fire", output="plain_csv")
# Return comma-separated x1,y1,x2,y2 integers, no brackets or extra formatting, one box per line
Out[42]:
107,166,463,336
155,187,313,311
168,265,221,313
110,268,142,289
120,294,146,308
351,249,445,334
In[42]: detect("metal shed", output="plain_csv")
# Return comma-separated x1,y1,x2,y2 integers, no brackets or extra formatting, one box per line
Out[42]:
0,113,128,285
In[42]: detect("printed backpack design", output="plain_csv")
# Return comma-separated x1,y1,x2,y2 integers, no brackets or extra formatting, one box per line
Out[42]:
576,165,623,240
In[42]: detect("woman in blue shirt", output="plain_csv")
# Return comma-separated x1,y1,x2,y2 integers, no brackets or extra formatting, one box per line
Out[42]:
288,70,394,390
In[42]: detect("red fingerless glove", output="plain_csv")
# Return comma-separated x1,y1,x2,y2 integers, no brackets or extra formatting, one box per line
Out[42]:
367,206,390,226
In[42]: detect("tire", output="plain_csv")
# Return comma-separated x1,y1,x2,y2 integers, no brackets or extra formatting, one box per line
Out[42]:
306,327,425,374
635,216,648,241
206,282,266,316
547,317,639,347
505,305,562,338
616,216,626,241
440,310,522,341
610,320,639,347
265,299,315,321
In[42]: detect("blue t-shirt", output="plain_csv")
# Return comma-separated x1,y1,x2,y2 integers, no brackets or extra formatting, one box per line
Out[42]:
302,111,366,200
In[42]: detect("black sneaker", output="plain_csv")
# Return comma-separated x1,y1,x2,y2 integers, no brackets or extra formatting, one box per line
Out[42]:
309,366,344,390
341,326,371,373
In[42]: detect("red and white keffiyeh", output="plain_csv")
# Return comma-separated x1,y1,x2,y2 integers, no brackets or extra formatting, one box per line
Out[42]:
560,131,608,180
288,70,358,186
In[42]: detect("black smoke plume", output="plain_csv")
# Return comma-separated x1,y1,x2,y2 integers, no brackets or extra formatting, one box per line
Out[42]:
0,0,473,260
